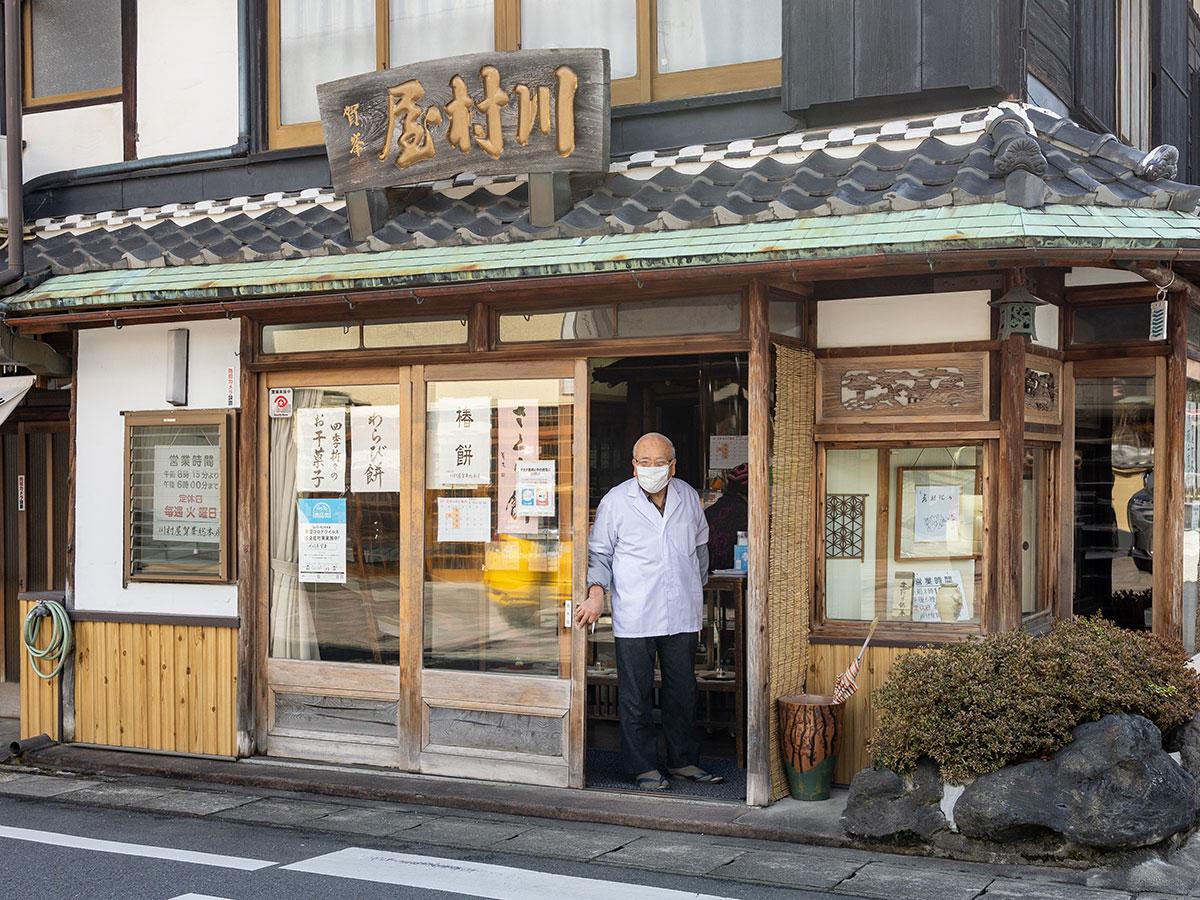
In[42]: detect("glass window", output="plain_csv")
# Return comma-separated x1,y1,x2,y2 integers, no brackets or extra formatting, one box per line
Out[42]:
1184,381,1200,652
1022,447,1053,616
823,445,984,625
521,0,639,79
1073,375,1155,630
769,299,803,339
499,307,616,342
1072,302,1156,344
423,378,574,675
1188,307,1200,348
262,322,360,354
656,0,781,73
390,0,494,67
27,0,122,104
269,384,403,663
363,317,469,348
124,411,234,582
616,295,742,337
279,0,376,126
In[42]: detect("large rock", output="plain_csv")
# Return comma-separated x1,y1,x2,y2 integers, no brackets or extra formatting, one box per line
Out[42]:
842,759,947,840
1165,711,1200,779
955,714,1197,850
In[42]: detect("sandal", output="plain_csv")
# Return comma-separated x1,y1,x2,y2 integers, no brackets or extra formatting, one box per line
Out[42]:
634,771,670,792
668,766,726,784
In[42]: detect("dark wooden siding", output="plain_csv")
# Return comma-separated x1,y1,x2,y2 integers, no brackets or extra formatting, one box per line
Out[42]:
1076,0,1117,133
1189,9,1200,181
1152,0,1190,161
783,0,1021,118
1026,0,1075,107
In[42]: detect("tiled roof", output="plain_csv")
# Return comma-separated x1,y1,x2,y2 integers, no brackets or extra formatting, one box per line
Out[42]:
18,102,1200,281
12,205,1200,313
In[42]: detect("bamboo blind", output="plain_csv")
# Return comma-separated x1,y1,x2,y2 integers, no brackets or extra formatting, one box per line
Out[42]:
767,345,816,801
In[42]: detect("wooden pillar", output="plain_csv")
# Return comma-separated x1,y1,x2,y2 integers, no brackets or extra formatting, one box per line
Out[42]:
746,281,771,807
1056,360,1076,621
61,332,78,742
235,317,259,757
989,331,1025,632
1153,295,1186,641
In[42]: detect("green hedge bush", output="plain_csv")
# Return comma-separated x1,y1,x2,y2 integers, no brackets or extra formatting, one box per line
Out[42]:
870,617,1200,784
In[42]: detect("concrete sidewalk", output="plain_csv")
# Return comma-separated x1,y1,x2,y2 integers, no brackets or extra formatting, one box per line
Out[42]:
0,764,1178,899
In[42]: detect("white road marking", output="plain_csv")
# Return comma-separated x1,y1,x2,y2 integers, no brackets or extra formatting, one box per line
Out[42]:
284,847,739,900
0,824,277,871
168,895,239,899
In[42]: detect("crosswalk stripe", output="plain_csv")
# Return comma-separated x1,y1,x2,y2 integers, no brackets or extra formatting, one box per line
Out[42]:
0,825,277,871
283,847,739,900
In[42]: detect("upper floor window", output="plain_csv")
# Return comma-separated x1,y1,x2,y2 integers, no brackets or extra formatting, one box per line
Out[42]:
268,0,781,148
1116,0,1151,149
24,0,123,109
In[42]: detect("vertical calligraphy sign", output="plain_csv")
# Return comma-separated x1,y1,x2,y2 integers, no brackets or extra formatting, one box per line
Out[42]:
350,405,401,492
297,407,348,492
498,400,540,535
430,397,491,488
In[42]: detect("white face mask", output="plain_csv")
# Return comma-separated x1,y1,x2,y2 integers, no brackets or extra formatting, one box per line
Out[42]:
636,465,671,494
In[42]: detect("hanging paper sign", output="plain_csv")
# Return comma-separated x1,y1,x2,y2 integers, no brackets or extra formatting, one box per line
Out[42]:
297,407,347,492
350,405,400,492
151,444,222,543
515,460,556,518
297,498,347,583
430,397,491,488
498,400,540,534
911,570,969,623
709,434,749,470
913,484,961,544
437,496,491,542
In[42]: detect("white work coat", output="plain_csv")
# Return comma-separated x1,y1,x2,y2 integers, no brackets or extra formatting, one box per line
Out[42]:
587,477,709,638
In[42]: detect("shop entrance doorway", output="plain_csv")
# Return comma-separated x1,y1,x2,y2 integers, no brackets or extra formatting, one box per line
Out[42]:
584,353,749,801
259,362,588,786
1071,361,1158,631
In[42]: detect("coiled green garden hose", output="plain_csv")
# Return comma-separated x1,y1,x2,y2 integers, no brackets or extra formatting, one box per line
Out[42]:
23,599,71,680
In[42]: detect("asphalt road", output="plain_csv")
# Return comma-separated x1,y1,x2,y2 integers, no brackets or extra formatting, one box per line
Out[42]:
0,795,861,900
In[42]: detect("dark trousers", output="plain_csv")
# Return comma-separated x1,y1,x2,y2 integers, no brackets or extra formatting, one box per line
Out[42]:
613,632,700,775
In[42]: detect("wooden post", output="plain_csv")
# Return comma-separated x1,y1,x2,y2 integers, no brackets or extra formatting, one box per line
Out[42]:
1154,295,1186,641
990,331,1025,632
235,317,258,757
746,281,771,807
61,332,78,742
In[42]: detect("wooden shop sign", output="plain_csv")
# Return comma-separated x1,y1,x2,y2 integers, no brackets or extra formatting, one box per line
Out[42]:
317,49,611,193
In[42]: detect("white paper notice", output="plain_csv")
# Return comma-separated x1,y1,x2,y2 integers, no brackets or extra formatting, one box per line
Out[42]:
709,434,749,470
498,400,540,534
297,498,347,583
430,397,491,488
515,460,556,517
297,407,347,492
350,405,400,492
151,444,222,543
437,496,491,542
914,484,961,543
910,570,969,623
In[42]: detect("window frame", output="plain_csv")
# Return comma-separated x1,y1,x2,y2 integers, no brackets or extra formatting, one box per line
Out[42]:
1020,441,1058,627
813,440,991,644
122,409,237,586
266,0,781,148
22,0,125,111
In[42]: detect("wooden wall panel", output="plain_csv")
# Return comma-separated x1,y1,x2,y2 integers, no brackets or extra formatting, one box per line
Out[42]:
73,621,237,757
807,643,922,785
18,600,60,741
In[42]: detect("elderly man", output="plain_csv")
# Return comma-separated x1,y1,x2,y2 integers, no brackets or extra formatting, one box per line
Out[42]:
577,432,725,791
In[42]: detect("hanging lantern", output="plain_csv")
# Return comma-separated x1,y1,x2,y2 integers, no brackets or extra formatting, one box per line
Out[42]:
990,284,1045,341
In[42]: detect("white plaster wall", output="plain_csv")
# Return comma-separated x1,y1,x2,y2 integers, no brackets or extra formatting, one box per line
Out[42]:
137,0,239,158
816,292,992,348
1034,302,1060,349
22,103,124,181
75,319,241,617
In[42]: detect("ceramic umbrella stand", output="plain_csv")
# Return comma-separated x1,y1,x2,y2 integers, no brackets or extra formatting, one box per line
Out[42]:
778,693,844,801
